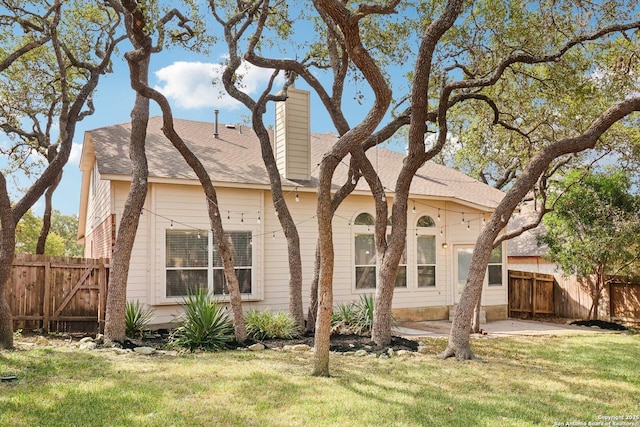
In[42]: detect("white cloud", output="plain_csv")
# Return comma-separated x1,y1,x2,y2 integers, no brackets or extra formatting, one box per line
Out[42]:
154,61,279,110
68,143,82,166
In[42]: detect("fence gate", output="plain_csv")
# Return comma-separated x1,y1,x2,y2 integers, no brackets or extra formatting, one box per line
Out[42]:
7,254,109,333
508,270,555,318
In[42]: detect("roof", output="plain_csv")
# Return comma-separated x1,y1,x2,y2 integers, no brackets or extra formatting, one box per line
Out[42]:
507,202,549,257
84,116,504,210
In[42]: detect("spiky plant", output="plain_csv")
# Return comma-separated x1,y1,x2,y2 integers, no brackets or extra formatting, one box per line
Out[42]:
169,290,234,351
125,300,155,338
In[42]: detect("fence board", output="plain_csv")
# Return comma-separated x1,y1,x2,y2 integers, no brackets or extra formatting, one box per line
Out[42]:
7,254,110,333
508,271,554,318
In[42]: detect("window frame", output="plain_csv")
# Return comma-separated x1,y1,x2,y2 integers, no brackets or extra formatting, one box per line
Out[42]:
415,214,437,288
164,228,256,299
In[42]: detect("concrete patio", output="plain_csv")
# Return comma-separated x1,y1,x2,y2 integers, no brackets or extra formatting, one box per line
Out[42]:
394,318,622,338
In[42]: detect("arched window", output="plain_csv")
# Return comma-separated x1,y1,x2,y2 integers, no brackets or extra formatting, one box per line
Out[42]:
417,215,436,228
354,212,374,225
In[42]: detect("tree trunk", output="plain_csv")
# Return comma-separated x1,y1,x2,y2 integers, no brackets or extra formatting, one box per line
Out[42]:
440,97,640,360
312,190,335,377
306,243,321,334
472,294,482,333
36,172,61,255
103,53,150,342
251,119,304,331
0,173,16,349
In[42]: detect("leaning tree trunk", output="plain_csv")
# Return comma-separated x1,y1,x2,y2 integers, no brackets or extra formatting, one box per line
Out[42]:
306,244,321,334
440,96,640,360
0,173,16,349
36,172,61,255
103,51,150,342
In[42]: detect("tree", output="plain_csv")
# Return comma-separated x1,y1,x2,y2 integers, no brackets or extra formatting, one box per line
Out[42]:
206,1,639,372
210,2,306,331
15,210,83,256
104,0,249,343
0,0,123,349
540,169,640,319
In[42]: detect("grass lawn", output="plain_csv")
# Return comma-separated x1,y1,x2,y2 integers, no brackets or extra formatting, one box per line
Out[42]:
1,333,639,426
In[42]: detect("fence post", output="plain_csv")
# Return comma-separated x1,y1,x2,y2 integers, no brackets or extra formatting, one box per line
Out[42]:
98,259,106,334
42,260,51,333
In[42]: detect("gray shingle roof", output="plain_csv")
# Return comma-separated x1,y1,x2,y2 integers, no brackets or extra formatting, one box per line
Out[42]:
88,116,504,210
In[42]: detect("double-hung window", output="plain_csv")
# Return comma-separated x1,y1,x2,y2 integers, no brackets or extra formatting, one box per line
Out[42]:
353,213,406,289
165,229,253,298
416,215,437,287
487,245,503,286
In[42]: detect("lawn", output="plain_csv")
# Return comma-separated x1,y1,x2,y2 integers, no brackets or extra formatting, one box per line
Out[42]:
1,333,638,427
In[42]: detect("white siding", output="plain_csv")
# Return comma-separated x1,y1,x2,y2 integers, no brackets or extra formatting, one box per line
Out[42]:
108,178,506,323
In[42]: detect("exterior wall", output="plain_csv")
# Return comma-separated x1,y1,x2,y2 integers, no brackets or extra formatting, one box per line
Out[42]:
508,256,561,275
107,179,507,325
83,163,114,258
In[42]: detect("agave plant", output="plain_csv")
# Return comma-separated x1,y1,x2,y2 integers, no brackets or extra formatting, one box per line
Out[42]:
125,300,155,338
331,294,376,335
169,290,234,351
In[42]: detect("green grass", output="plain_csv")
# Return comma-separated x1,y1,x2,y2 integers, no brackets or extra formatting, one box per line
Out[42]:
1,333,639,426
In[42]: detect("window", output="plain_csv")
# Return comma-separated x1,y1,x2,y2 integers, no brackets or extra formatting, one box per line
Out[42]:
353,213,406,289
417,215,436,228
166,230,208,297
487,245,503,286
213,232,252,295
166,229,253,298
416,215,436,287
417,235,436,287
355,233,376,289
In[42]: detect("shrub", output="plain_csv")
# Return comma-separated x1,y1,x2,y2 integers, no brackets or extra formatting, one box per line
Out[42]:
245,309,300,340
125,300,155,338
331,294,375,335
169,290,234,351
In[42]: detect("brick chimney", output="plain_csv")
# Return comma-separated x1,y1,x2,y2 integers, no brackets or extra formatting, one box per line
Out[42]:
274,87,310,181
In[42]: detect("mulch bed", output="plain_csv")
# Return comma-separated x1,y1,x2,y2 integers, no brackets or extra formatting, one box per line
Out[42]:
118,330,420,354
569,319,629,331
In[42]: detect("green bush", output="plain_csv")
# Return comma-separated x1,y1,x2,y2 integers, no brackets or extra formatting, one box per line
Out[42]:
125,300,155,338
331,294,375,335
245,309,300,340
169,290,235,351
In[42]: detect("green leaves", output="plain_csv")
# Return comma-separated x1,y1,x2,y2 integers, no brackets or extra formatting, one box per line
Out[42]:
541,168,640,279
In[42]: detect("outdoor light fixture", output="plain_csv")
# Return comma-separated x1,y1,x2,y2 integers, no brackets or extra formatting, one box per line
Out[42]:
442,242,448,249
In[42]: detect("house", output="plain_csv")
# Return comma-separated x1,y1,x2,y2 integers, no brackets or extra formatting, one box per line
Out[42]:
77,88,507,325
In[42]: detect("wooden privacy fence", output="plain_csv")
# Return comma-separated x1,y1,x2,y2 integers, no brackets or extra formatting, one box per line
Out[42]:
6,254,109,333
509,269,640,321
508,271,555,318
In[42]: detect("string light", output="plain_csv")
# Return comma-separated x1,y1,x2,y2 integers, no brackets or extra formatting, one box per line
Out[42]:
257,211,261,224
437,209,441,221
412,201,416,214
170,220,173,228
197,231,201,239
227,211,230,220
241,212,244,223
461,213,465,224
295,187,299,202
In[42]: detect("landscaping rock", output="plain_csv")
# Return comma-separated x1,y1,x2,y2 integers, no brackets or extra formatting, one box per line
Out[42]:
79,341,97,351
379,354,389,359
397,350,412,357
354,349,368,357
291,344,311,352
387,348,395,357
417,345,429,354
248,343,265,351
79,337,94,344
134,346,156,355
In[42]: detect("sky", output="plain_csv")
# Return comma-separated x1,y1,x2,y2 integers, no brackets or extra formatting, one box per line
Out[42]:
15,37,363,217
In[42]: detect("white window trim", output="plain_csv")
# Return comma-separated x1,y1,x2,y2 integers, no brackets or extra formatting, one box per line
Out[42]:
162,227,261,303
